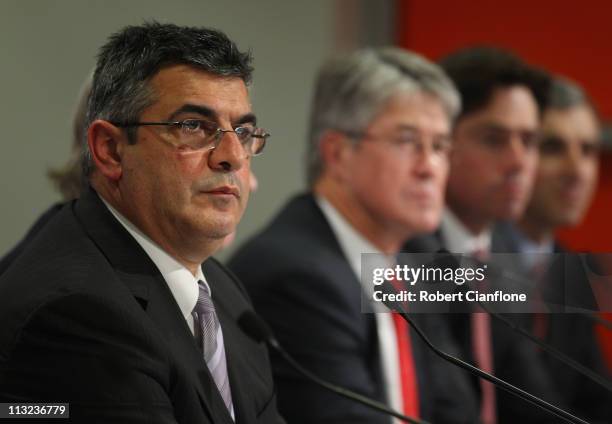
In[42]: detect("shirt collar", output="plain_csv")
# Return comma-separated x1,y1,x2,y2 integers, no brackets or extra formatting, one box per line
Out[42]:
512,226,554,255
316,196,388,274
441,208,492,254
506,223,554,269
316,196,395,314
100,196,204,321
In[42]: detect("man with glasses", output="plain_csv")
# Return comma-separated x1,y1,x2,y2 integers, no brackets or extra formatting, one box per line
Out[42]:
0,22,284,424
229,48,470,423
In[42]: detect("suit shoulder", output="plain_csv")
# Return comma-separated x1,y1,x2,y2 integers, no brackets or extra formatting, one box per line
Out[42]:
230,195,344,278
0,290,160,362
229,225,347,290
0,207,133,358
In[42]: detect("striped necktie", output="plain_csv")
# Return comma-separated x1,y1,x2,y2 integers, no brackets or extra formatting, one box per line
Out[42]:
192,280,234,416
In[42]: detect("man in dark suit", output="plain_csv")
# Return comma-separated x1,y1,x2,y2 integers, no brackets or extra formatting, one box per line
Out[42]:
0,22,284,423
405,48,572,423
494,76,611,422
230,48,482,423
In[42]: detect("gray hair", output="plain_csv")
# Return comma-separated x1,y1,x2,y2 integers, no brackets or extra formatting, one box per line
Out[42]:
547,76,594,111
83,22,253,177
306,47,460,186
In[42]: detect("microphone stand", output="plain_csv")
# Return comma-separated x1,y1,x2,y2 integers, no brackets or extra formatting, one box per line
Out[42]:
475,301,612,392
239,312,429,424
397,311,590,424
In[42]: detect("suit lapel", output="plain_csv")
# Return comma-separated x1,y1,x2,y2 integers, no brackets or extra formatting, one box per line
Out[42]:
142,271,235,424
73,188,234,424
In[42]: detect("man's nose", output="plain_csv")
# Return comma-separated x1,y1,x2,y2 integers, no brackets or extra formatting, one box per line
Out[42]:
208,131,246,172
412,141,441,178
504,136,533,171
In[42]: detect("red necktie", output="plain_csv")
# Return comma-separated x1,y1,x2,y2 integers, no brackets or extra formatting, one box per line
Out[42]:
390,276,420,418
471,248,497,424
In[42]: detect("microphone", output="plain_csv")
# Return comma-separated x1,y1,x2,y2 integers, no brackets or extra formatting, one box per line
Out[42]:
237,311,430,424
379,253,591,424
393,310,591,424
475,300,612,393
431,249,612,393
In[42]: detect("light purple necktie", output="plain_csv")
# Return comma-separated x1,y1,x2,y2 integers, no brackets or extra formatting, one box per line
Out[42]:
192,280,234,416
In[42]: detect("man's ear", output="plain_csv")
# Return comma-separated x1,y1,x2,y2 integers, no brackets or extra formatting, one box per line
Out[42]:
318,130,353,181
87,120,126,181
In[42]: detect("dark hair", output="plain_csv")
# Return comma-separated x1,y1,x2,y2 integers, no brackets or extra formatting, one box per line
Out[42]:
83,22,253,176
439,46,550,119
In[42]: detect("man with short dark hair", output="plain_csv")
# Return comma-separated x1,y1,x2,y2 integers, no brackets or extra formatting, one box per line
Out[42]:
406,47,561,423
0,23,283,424
440,47,548,239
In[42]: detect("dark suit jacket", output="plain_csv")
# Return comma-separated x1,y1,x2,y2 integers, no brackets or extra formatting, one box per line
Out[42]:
229,194,480,424
399,236,483,424
492,223,612,423
404,230,569,424
0,189,284,424
0,202,64,276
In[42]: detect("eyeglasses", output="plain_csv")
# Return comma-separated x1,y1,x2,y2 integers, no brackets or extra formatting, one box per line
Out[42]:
112,119,269,156
344,129,452,159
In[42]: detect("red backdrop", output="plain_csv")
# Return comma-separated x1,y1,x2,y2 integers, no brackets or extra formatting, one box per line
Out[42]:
395,0,612,366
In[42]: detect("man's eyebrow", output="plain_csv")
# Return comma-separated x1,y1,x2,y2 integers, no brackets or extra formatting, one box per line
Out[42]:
477,123,508,132
235,113,257,127
168,105,257,127
395,124,418,132
168,104,217,121
394,124,450,137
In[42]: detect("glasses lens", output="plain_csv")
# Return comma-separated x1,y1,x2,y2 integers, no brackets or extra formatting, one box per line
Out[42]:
179,119,218,150
234,126,253,142
250,128,269,156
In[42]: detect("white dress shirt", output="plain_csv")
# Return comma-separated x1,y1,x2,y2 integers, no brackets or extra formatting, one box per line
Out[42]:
101,197,204,335
101,196,235,420
507,225,554,271
441,209,492,255
317,196,404,417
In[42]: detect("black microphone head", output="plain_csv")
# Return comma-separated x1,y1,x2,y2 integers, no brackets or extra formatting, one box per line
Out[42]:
238,310,277,346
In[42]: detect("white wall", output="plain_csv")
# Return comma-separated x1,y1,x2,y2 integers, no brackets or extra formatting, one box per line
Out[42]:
0,0,340,259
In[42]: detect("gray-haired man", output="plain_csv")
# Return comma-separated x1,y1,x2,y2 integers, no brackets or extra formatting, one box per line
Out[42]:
230,48,476,423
